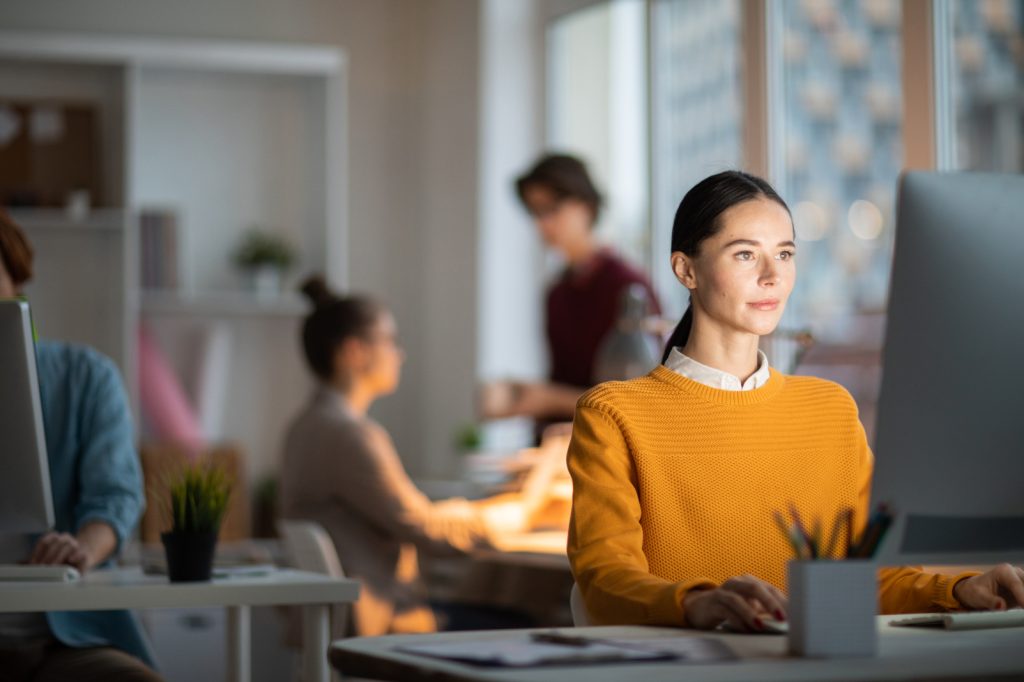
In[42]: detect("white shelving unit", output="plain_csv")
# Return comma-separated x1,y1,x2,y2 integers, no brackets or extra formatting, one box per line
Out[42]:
0,32,347,480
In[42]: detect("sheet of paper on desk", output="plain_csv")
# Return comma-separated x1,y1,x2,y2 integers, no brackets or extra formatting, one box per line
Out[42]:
396,635,735,667
397,638,669,667
602,635,737,662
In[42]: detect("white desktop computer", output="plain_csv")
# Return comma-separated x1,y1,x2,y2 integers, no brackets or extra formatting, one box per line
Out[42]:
0,300,55,564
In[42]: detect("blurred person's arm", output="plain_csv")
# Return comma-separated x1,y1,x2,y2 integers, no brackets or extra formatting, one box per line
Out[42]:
31,350,143,572
322,420,489,555
479,380,583,421
30,521,116,571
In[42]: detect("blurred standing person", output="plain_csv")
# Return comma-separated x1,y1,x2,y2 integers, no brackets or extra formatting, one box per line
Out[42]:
481,154,662,423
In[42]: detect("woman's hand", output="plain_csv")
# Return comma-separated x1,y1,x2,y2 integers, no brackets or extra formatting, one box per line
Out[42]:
683,575,788,632
28,522,117,573
29,532,90,571
953,563,1024,610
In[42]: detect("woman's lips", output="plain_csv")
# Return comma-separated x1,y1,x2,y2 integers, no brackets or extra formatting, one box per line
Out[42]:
749,299,779,311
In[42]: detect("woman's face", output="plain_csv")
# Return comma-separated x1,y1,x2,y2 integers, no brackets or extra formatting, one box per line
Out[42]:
673,198,796,339
521,184,593,255
352,312,404,396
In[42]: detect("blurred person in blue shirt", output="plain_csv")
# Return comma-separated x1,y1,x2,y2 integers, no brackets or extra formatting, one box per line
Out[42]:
0,210,160,681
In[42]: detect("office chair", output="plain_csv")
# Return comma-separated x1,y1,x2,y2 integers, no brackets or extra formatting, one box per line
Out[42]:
277,518,350,676
277,520,345,578
569,583,592,627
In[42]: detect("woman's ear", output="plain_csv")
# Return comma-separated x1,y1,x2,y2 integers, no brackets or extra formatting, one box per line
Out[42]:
671,251,697,290
334,337,366,374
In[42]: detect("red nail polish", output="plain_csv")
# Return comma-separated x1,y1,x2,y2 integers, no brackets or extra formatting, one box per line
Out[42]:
754,618,764,630
775,610,786,621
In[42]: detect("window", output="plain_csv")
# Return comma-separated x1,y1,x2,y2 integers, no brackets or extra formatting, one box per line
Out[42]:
952,0,1024,172
547,0,649,271
776,0,903,344
649,0,744,315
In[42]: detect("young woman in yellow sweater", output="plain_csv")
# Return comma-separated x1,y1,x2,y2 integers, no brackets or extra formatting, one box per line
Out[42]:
566,170,1024,632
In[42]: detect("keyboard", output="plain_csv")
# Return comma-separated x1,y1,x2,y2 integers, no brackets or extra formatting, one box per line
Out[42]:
0,564,81,583
890,608,1024,631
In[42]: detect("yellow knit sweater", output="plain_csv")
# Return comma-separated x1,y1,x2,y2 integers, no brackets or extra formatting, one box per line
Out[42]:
567,365,976,626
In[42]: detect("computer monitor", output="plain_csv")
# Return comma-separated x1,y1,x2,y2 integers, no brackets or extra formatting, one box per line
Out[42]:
0,300,55,536
872,171,1024,565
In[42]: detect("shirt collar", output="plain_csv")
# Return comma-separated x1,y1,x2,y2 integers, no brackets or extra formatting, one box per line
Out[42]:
664,348,772,391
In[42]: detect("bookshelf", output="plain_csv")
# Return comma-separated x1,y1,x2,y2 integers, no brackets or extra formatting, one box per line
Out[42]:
0,32,347,480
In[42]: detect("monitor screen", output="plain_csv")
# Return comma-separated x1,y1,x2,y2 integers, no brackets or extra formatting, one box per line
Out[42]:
872,171,1024,565
0,299,54,536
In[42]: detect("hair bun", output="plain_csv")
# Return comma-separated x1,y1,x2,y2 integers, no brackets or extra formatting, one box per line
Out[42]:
299,275,336,308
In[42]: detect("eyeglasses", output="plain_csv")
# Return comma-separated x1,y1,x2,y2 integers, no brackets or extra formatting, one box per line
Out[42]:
525,197,567,220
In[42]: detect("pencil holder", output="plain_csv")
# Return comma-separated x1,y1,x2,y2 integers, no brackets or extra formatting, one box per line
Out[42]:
787,559,877,658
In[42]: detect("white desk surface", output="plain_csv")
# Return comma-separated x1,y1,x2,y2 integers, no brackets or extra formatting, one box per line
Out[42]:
0,567,359,612
330,617,1024,682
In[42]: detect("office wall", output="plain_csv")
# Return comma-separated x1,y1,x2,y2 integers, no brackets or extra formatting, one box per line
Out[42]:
0,0,481,480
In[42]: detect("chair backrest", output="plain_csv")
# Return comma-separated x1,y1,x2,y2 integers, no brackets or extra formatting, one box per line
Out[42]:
277,519,345,577
569,582,592,627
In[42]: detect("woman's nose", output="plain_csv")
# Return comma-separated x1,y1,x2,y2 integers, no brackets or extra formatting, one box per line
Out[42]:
760,261,781,285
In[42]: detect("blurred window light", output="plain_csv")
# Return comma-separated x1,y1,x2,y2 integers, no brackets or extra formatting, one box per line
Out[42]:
776,0,902,342
847,199,884,241
952,0,1024,172
793,200,828,242
649,0,744,316
547,0,649,272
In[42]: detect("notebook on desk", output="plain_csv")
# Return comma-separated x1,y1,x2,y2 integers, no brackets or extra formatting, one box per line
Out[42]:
890,608,1024,631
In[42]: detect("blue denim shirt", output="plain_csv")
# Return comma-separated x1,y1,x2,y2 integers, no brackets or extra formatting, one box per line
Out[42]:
36,341,155,667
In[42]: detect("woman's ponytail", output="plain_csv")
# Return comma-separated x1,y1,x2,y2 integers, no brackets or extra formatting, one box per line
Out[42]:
661,304,693,364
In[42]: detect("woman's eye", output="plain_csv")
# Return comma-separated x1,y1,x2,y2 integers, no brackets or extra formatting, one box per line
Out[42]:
777,250,795,261
736,251,754,261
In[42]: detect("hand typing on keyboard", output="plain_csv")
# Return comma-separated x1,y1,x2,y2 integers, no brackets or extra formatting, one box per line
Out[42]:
951,563,1024,612
26,521,117,573
29,532,90,572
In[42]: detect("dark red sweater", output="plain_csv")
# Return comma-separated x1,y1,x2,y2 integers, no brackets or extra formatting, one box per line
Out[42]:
545,249,661,388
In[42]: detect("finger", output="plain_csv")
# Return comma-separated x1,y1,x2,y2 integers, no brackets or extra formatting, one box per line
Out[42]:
39,535,76,565
49,543,76,567
68,547,89,571
29,533,59,563
728,578,787,622
998,565,1024,609
717,589,764,631
34,537,67,565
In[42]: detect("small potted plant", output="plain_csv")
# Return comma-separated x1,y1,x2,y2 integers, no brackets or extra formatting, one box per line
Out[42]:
161,463,232,582
232,229,295,297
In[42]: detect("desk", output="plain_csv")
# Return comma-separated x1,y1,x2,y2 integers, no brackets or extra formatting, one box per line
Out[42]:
424,531,572,626
329,617,1024,682
0,567,358,682
477,530,569,571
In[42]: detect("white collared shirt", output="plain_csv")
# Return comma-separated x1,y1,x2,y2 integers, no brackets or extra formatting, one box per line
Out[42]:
664,348,771,391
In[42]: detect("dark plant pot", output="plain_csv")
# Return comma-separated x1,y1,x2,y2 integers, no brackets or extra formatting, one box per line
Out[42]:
161,531,218,582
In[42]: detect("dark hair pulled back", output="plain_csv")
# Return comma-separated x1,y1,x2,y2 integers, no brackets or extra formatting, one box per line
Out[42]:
299,275,384,381
661,171,790,363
